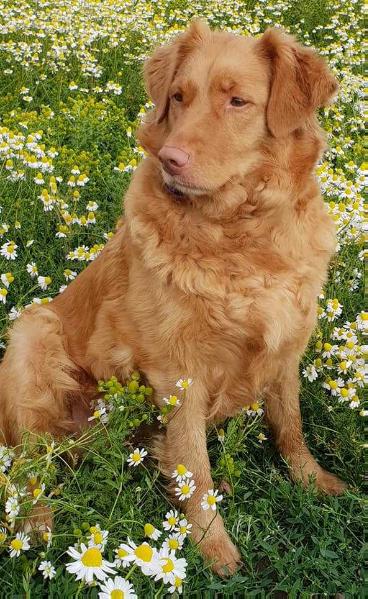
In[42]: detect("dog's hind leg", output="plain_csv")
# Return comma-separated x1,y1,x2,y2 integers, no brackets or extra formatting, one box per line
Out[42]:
0,305,81,446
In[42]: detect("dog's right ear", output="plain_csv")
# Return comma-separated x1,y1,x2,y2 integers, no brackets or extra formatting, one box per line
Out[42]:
144,20,210,123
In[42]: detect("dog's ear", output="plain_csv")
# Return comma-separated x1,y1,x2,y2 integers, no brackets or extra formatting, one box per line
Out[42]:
144,19,210,123
258,28,338,137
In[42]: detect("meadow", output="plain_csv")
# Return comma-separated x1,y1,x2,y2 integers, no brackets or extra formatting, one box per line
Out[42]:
0,0,365,597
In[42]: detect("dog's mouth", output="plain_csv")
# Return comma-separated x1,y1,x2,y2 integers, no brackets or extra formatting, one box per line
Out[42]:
161,169,210,198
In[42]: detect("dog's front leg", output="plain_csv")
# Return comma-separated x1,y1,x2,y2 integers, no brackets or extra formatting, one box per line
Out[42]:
153,380,241,576
264,358,346,495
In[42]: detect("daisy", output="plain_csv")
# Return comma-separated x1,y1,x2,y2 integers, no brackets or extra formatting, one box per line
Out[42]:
1,272,14,287
0,288,8,304
37,275,52,290
9,532,30,557
163,510,180,531
66,543,116,584
32,482,46,504
175,479,196,501
303,364,318,382
42,527,52,549
87,525,109,550
127,447,147,467
176,378,193,391
115,539,157,575
99,576,137,599
26,262,38,278
0,527,8,543
1,241,17,260
201,489,223,512
172,464,193,482
0,445,14,472
5,495,20,521
39,560,56,580
163,395,180,407
144,523,162,541
168,576,184,595
175,518,192,541
8,306,21,320
151,548,187,585
114,544,131,568
162,532,183,552
257,432,268,443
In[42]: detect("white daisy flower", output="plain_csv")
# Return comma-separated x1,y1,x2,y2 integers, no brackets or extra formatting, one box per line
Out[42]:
201,489,223,512
63,269,77,281
303,364,318,382
0,445,14,472
168,576,184,595
172,464,193,482
127,447,147,467
42,527,52,549
1,272,14,287
9,532,30,557
162,532,184,552
9,306,21,320
144,523,162,541
163,395,181,407
38,560,56,580
1,241,18,260
66,543,116,584
26,262,38,278
87,526,109,550
0,527,8,543
175,518,192,541
98,575,137,599
37,275,52,290
175,479,196,502
162,510,180,532
114,539,157,575
32,482,46,504
5,495,20,521
114,544,131,568
176,378,193,391
151,548,187,585
0,288,7,304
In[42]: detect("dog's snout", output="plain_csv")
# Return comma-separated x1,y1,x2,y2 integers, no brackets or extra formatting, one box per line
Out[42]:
158,145,190,176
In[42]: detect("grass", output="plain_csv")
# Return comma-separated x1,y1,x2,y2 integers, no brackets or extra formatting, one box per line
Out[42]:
0,0,364,597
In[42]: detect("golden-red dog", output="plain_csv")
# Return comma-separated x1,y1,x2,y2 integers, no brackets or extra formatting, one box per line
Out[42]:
0,21,346,574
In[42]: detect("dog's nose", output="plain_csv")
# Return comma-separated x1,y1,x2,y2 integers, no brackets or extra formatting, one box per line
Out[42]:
158,145,190,176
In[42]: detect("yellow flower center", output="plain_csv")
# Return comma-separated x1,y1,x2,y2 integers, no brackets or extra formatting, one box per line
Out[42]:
111,591,124,599
132,453,141,462
0,533,7,543
117,548,128,558
81,547,102,567
175,577,182,588
134,544,153,562
169,395,178,405
181,484,190,495
33,487,42,498
168,538,179,550
42,532,50,542
329,381,338,390
162,558,175,573
176,464,187,476
144,523,155,537
93,532,103,544
168,517,176,526
207,495,216,505
179,526,187,534
11,539,23,551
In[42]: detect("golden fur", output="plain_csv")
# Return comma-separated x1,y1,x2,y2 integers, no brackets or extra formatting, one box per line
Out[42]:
0,21,346,574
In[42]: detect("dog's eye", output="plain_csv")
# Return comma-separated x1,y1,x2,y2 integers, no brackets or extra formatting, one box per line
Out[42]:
230,97,247,107
172,92,183,102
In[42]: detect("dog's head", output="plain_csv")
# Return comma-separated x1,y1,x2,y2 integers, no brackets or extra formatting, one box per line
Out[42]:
138,21,338,197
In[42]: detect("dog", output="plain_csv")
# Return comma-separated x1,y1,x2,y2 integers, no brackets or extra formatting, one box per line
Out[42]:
0,20,346,574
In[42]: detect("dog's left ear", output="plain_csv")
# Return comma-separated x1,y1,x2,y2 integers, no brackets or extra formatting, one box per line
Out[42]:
258,28,338,137
144,20,210,122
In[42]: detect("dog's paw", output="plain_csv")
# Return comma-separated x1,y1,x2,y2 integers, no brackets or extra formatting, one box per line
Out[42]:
200,531,242,577
315,469,347,496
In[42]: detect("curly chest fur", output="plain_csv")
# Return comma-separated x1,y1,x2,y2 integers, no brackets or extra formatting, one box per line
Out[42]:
127,193,333,365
